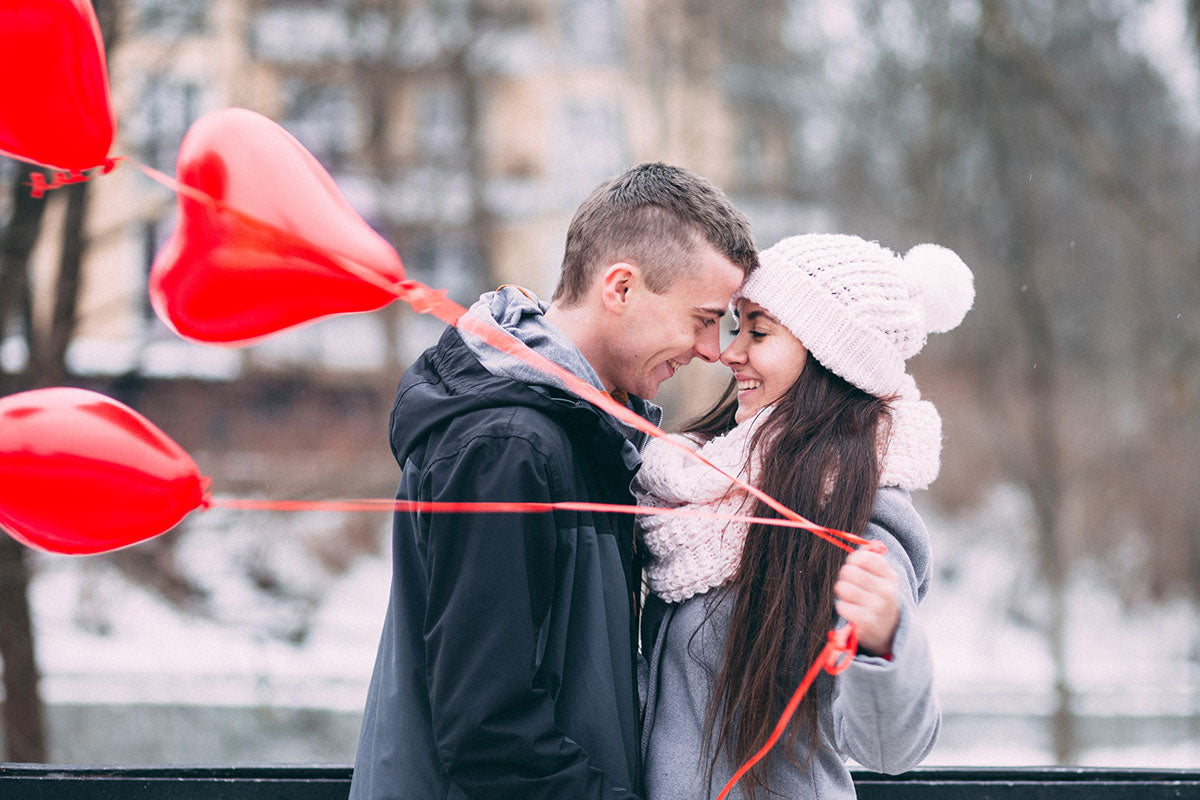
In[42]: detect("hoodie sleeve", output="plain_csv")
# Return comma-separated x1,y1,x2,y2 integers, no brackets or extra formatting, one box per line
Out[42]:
419,432,640,800
828,489,941,774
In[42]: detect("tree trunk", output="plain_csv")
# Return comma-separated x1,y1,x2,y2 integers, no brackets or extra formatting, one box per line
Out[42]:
0,170,49,394
0,149,97,771
977,4,1077,763
0,537,45,762
0,166,51,762
452,0,498,295
32,181,90,387
0,0,120,761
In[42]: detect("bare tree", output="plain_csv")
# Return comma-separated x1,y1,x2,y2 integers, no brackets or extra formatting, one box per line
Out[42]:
0,0,122,761
0,169,52,762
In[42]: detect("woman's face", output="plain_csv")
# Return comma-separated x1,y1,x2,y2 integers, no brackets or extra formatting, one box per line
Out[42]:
721,300,809,423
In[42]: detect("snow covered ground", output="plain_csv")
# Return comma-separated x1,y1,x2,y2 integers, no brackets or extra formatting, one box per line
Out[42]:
18,483,1200,767
918,484,1200,766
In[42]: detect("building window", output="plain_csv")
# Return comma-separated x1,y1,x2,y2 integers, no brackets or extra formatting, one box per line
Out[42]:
140,212,180,335
417,86,466,158
739,116,767,191
281,80,362,171
409,231,484,300
556,98,626,199
250,6,350,65
128,76,202,173
560,0,624,64
134,0,209,35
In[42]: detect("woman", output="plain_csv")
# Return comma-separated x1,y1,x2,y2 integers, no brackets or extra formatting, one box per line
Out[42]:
636,233,974,799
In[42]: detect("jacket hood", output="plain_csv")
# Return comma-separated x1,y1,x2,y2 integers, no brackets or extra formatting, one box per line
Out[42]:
459,287,610,398
459,287,662,441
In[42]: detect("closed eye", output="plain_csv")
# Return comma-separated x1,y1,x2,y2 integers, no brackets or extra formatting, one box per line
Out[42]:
730,327,766,339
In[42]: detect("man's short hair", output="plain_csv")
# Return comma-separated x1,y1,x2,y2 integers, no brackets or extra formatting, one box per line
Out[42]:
551,163,758,305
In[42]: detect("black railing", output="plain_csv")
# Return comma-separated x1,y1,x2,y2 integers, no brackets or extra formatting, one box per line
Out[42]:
2,765,1199,799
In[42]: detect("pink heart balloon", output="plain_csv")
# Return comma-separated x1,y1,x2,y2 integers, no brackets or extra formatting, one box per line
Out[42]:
0,0,115,171
0,388,206,555
149,108,405,344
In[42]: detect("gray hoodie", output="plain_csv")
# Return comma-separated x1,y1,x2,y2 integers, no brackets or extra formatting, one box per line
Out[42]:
640,487,941,799
460,286,663,468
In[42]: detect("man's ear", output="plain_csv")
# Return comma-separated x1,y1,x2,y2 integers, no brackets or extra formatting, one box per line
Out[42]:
599,263,639,313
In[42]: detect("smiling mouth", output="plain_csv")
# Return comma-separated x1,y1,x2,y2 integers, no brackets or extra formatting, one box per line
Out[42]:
737,380,761,392
667,359,684,373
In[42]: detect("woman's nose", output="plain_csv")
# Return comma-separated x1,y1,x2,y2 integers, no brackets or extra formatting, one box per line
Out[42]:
720,341,745,367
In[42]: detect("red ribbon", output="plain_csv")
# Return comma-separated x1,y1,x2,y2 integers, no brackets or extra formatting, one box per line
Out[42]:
209,496,868,551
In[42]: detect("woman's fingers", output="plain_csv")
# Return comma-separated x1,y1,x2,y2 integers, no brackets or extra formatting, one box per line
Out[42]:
835,547,901,656
836,564,891,598
843,547,893,578
837,555,897,601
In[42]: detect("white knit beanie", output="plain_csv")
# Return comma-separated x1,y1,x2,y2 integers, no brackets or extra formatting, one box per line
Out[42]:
736,233,975,489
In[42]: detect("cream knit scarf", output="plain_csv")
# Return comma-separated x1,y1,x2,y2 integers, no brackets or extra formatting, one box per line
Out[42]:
633,411,769,603
635,379,942,603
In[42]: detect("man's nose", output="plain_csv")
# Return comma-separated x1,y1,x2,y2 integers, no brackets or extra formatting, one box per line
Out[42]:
695,327,722,363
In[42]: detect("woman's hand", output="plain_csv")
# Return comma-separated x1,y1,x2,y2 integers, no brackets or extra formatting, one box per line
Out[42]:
834,547,900,658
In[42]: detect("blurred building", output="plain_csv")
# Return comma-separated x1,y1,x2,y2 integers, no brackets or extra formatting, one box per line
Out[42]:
32,0,821,426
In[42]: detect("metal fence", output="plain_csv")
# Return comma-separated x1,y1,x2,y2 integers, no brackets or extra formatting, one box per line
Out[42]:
2,765,1200,799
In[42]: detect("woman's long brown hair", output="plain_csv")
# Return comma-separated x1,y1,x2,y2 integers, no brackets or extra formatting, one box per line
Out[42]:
683,352,891,799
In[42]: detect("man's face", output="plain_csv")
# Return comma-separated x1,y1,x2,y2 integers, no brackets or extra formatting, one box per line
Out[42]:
607,244,744,399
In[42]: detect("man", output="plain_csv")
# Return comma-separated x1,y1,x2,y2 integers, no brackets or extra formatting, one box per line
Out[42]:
350,163,757,799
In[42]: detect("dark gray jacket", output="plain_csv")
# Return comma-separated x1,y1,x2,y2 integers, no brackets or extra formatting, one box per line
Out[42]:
640,488,940,799
350,316,653,800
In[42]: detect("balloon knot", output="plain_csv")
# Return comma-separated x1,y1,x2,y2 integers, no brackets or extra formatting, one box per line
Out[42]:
26,169,94,198
28,172,48,198
102,157,122,174
199,476,214,510
397,280,464,324
395,280,437,310
825,624,859,674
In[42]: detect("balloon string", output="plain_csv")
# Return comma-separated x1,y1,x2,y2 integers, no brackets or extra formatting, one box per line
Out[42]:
9,139,878,787
130,159,214,207
13,155,870,548
208,496,864,551
714,624,860,800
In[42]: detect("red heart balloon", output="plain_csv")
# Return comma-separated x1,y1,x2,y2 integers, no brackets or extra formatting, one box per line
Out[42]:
0,0,115,171
0,388,206,555
149,108,406,344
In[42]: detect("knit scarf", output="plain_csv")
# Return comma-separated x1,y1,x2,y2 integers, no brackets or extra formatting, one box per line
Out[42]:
635,378,942,603
634,411,770,603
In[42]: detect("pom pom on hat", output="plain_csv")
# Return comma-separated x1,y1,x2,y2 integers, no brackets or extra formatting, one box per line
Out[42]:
902,244,975,334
